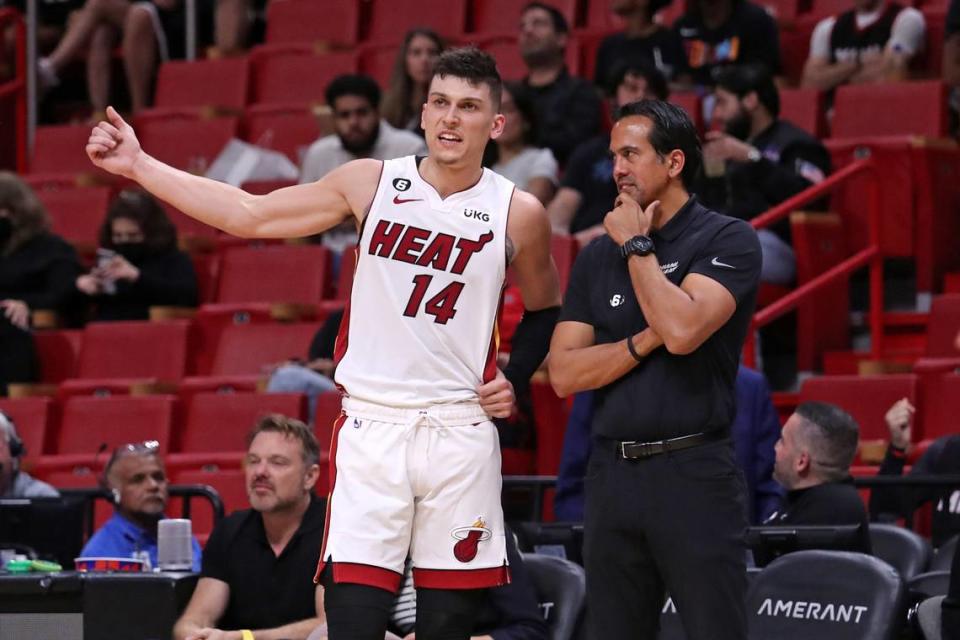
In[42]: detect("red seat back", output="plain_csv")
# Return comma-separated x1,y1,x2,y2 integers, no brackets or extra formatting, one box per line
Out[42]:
799,374,918,442
365,0,467,43
313,391,343,453
266,0,360,46
31,124,99,175
173,467,248,538
57,395,177,455
926,294,960,357
179,392,307,452
779,88,827,138
211,323,321,375
919,373,960,441
135,113,238,173
77,321,190,380
832,81,949,139
216,245,330,304
154,57,249,110
34,185,111,249
242,104,323,165
472,0,577,35
34,330,83,383
0,397,54,458
250,46,358,105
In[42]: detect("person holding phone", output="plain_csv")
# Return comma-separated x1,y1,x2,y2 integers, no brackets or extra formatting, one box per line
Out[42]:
76,189,197,321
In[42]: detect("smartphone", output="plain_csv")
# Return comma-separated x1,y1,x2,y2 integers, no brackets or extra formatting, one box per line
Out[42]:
95,248,118,295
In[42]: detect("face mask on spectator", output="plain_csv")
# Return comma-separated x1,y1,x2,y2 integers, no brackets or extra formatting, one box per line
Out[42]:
114,242,147,263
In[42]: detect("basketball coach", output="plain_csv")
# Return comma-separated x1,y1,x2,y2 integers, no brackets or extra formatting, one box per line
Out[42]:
549,100,762,639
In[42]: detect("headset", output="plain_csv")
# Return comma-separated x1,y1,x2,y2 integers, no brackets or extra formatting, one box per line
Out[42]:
0,410,25,460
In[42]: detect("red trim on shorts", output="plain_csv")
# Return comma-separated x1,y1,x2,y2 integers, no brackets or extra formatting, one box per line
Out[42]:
413,564,511,589
331,562,403,592
314,412,348,584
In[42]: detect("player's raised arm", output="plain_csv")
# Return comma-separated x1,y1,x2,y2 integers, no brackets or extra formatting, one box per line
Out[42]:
86,107,381,239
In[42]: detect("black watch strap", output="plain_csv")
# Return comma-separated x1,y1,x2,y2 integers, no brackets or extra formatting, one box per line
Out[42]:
620,235,655,259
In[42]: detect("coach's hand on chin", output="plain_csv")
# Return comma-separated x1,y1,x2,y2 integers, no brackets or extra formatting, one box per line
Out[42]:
478,369,515,419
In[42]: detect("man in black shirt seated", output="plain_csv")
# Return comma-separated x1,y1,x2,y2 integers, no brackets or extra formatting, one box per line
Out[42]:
765,401,871,553
870,397,960,548
174,415,325,640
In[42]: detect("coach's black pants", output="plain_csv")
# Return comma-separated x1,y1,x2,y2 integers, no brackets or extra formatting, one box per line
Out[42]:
584,437,748,640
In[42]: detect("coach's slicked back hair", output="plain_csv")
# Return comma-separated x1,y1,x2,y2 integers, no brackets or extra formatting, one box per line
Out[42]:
615,100,702,190
432,47,503,111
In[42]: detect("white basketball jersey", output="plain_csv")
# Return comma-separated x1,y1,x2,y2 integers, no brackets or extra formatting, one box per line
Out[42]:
334,156,514,408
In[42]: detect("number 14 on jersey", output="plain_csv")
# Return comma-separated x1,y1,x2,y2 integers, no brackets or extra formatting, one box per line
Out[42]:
403,274,464,325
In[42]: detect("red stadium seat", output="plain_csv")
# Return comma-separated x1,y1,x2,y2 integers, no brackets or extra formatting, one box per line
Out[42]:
754,0,804,21
532,380,570,476
134,112,238,173
313,391,343,452
33,330,82,383
809,0,852,18
210,322,321,376
925,294,960,357
178,392,307,453
30,124,107,178
918,7,946,76
358,43,399,89
831,81,950,139
153,57,249,111
0,397,55,458
249,46,358,105
471,0,577,36
779,88,826,138
265,0,360,46
242,103,324,165
668,92,704,134
364,0,468,43
550,233,578,294
779,18,817,84
216,245,331,304
75,321,191,381
33,185,112,250
799,374,918,442
171,467,248,537
477,34,581,80
191,252,221,306
918,373,960,441
177,377,262,408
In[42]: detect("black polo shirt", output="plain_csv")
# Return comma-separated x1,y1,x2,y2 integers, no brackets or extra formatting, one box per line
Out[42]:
201,495,325,630
559,196,761,441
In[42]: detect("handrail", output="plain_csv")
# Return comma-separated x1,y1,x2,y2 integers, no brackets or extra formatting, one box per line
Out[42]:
0,7,27,172
743,157,884,368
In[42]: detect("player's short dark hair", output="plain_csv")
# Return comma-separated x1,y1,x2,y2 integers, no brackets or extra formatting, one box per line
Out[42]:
247,414,320,467
615,100,702,190
325,74,381,110
713,63,780,118
432,46,503,111
522,1,569,33
795,401,860,482
605,59,669,101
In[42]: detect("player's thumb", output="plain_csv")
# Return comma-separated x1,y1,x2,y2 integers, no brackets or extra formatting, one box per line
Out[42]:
105,106,128,130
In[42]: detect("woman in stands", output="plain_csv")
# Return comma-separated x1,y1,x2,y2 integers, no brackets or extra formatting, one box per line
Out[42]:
0,173,81,395
487,81,559,206
75,189,197,321
380,28,445,134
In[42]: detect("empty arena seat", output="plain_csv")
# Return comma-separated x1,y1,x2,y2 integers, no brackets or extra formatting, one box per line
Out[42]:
250,46,358,105
0,397,54,458
34,185,112,250
799,374,918,442
216,244,331,304
33,330,82,383
472,0,577,35
930,536,957,572
265,0,360,46
831,81,950,139
780,88,827,138
869,523,932,581
74,321,191,381
135,112,238,173
172,467,247,538
364,0,467,43
358,43,399,89
242,103,324,165
210,322,321,376
908,571,951,599
522,553,585,640
313,390,343,450
178,392,307,453
918,373,960,441
746,550,905,640
668,93,704,134
925,294,960,357
532,380,571,476
30,124,107,178
153,57,249,111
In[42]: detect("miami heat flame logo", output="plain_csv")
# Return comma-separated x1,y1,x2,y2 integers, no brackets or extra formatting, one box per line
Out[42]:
451,517,492,563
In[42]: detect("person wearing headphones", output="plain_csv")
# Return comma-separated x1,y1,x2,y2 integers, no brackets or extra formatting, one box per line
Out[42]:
0,410,57,498
79,441,201,570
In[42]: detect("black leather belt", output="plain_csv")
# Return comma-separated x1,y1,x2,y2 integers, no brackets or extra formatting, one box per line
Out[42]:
617,429,725,460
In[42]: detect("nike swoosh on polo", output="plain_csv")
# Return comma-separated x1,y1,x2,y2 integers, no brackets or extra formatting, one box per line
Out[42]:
393,195,423,205
711,257,735,269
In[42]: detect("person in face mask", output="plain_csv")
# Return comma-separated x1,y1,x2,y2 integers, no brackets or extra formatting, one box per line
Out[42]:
0,172,81,395
700,63,832,286
76,189,197,321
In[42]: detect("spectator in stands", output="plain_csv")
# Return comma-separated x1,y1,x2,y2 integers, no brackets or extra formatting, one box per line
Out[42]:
81,440,203,570
75,189,197,321
381,28,446,135
592,0,689,87
801,0,926,91
36,0,213,115
870,398,960,548
673,0,781,87
701,64,831,285
212,0,266,56
308,524,547,640
944,545,960,640
1,0,82,81
0,172,80,395
267,309,343,425
0,410,58,498
516,2,602,165
174,416,325,640
487,81,559,205
764,401,871,552
554,366,783,524
546,60,667,246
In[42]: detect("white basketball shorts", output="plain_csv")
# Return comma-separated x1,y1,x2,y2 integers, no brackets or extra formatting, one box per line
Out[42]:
314,397,510,592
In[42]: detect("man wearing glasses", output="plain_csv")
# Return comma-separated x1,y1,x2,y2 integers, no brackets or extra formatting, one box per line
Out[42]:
79,441,202,571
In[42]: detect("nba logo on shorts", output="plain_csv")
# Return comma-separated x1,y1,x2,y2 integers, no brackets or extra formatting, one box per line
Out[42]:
393,178,411,192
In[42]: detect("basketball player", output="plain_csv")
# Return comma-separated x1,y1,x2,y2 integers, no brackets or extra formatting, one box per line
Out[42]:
86,48,561,640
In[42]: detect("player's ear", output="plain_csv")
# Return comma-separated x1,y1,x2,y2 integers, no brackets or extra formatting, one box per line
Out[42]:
490,113,506,140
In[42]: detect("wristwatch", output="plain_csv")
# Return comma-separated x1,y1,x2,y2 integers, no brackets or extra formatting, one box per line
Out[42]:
620,235,655,259
746,146,762,162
